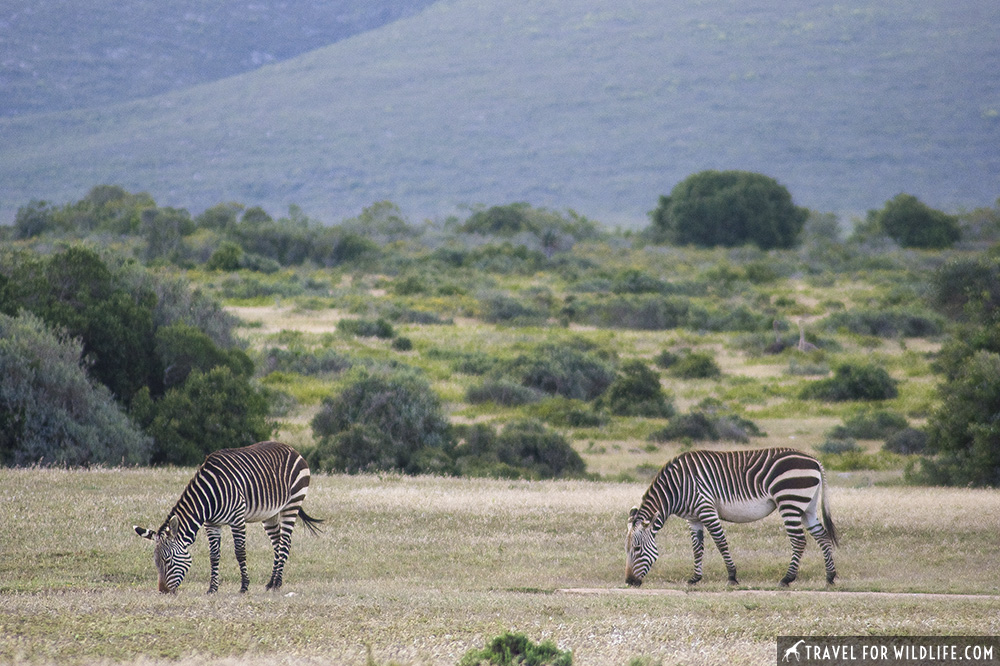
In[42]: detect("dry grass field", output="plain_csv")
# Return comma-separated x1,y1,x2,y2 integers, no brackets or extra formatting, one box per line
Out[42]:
2,467,999,665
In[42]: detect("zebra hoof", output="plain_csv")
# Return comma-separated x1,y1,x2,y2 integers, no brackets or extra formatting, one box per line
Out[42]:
687,576,702,585
780,576,796,587
727,577,740,586
827,573,837,585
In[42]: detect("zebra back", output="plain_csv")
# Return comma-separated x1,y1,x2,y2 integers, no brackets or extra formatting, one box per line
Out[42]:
638,448,829,524
164,441,312,539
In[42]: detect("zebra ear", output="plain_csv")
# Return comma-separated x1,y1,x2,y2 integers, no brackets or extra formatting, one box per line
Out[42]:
134,526,155,540
168,515,179,537
629,506,639,521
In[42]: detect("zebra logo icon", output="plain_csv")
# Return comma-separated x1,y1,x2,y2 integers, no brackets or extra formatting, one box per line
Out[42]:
783,640,807,662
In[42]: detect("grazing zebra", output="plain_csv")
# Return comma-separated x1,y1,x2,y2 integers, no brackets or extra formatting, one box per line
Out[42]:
134,441,322,594
625,448,837,587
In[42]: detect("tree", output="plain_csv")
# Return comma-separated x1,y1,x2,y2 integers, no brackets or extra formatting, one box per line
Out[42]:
921,350,1000,486
144,366,273,466
0,311,151,466
867,194,960,249
309,369,453,474
600,360,675,417
650,170,808,249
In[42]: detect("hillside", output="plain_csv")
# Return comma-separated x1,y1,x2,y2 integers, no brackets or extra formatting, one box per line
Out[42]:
1,0,998,226
0,0,437,116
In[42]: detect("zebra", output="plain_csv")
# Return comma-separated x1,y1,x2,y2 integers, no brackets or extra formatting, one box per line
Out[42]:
134,441,322,594
625,448,837,587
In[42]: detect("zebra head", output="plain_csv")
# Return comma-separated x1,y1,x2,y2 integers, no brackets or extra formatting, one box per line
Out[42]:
133,515,192,593
625,506,661,587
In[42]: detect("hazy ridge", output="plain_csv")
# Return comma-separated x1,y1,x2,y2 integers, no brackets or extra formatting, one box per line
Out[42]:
1,0,998,226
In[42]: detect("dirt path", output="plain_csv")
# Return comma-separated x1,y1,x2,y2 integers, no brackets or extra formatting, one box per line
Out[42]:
557,588,1000,602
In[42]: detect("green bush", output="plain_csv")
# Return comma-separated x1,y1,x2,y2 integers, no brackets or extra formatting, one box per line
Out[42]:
458,631,572,666
920,350,1000,486
649,407,763,443
337,317,395,339
140,366,274,466
0,311,152,466
526,397,607,428
466,379,545,407
867,193,960,249
259,346,352,376
823,308,944,338
309,369,453,474
600,360,674,417
884,428,928,455
800,362,898,402
504,343,616,401
816,438,862,455
668,352,722,379
828,409,909,440
454,421,586,480
649,170,808,249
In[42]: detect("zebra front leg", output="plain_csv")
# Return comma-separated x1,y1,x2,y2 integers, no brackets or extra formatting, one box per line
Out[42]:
701,513,739,584
687,522,705,585
206,525,222,594
807,522,837,584
231,522,250,593
780,511,807,587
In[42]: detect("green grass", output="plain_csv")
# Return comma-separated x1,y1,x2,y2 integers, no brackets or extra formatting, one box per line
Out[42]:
1,468,998,665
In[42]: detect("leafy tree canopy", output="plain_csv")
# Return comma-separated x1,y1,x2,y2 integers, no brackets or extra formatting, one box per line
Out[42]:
866,193,960,249
650,170,808,249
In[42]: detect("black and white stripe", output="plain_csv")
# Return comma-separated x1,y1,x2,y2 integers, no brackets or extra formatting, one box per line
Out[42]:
134,441,321,593
626,448,837,587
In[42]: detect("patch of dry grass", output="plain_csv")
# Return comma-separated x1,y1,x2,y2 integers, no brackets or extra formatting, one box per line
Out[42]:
2,469,998,665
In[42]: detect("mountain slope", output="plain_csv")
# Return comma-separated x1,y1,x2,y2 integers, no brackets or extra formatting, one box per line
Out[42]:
2,0,998,226
0,0,438,117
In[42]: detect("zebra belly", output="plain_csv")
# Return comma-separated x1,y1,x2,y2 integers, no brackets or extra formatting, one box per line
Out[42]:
244,506,283,523
716,497,776,523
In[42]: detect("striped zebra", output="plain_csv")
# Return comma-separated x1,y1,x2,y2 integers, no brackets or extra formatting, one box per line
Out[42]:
625,448,837,587
134,441,322,594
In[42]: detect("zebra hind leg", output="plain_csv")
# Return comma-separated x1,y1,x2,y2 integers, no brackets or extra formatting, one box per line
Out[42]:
807,523,837,584
263,512,295,590
687,523,705,585
780,512,807,587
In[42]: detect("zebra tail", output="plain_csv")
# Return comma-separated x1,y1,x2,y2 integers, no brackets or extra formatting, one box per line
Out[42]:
821,473,838,547
298,507,324,536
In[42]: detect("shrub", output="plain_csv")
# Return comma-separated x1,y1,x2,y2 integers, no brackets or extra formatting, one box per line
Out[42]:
649,407,763,443
466,379,545,407
0,311,151,466
155,322,253,390
309,369,453,474
649,170,807,249
800,362,898,402
480,293,549,325
458,631,573,666
141,366,274,466
816,438,863,455
828,409,909,440
337,317,395,339
453,421,586,480
526,397,607,428
259,346,352,376
600,360,674,417
504,343,616,401
206,241,243,271
920,350,1000,486
884,428,928,455
822,308,944,338
867,193,960,249
668,352,722,379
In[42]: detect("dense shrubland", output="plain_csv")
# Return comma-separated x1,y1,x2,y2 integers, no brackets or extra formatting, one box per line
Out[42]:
3,181,1000,485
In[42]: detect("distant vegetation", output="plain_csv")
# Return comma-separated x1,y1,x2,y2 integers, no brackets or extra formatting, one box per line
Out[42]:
3,184,1000,486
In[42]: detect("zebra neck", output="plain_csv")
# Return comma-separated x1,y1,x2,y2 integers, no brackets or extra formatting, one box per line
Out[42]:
640,466,680,525
162,509,201,546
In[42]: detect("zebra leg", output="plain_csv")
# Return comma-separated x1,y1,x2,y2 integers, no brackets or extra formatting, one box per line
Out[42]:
687,522,705,585
780,510,807,587
206,525,222,594
263,510,295,590
700,512,739,584
807,522,837,584
231,522,250,593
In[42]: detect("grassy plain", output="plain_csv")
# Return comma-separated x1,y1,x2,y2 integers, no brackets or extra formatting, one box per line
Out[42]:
2,467,999,665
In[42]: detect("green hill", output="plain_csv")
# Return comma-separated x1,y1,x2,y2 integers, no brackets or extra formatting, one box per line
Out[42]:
1,0,998,226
